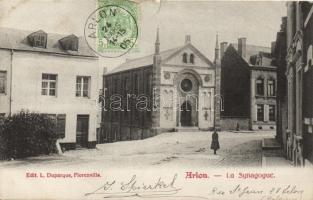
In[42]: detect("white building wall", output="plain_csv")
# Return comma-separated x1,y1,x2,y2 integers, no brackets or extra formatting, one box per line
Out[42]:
10,51,99,143
0,49,12,115
198,87,214,129
159,85,176,129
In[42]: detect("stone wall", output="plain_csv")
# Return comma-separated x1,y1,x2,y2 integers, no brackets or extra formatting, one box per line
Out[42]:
220,117,250,130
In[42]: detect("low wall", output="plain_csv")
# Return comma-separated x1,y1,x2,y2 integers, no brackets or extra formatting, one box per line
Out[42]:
100,122,157,143
220,117,250,130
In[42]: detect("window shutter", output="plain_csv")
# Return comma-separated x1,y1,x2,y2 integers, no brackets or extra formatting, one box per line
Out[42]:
56,114,66,138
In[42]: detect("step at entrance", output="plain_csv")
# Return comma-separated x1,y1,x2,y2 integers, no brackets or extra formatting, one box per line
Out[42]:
175,127,200,132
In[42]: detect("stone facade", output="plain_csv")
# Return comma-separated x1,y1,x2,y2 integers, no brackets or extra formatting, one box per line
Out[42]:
277,2,313,166
250,65,277,130
101,32,216,143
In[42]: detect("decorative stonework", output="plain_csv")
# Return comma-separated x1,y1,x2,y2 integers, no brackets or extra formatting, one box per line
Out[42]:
164,107,173,121
204,74,212,82
181,78,193,92
163,89,174,121
164,72,171,79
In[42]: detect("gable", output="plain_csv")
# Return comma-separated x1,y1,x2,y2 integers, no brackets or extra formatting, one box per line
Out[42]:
223,45,250,70
163,44,214,68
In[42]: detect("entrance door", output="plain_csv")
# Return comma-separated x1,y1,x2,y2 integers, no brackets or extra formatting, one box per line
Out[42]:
181,101,192,126
76,115,89,148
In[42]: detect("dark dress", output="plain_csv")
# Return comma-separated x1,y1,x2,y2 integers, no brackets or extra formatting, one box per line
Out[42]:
210,131,220,150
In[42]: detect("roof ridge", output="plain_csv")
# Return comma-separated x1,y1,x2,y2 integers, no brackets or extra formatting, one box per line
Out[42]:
123,45,184,64
106,45,186,75
230,42,270,49
0,27,96,57
0,27,83,38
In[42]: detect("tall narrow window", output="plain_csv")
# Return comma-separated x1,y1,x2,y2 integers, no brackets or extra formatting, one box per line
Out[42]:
190,54,194,64
42,74,57,96
133,74,140,120
124,77,129,93
134,74,139,95
123,77,129,118
147,73,152,117
268,79,275,96
76,76,90,97
257,104,264,121
183,53,188,63
0,71,6,94
256,77,264,96
269,105,275,122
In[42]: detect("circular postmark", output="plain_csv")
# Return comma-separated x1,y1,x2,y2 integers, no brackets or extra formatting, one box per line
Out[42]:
84,5,138,58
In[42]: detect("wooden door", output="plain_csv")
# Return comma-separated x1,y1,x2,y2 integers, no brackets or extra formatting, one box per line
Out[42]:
76,115,89,148
181,101,192,126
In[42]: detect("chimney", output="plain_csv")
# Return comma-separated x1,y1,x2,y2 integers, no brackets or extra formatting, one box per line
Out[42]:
185,35,191,44
238,38,246,59
220,42,228,59
281,17,287,32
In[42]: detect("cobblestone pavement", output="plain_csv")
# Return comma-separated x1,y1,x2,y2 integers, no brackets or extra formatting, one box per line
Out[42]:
0,130,275,169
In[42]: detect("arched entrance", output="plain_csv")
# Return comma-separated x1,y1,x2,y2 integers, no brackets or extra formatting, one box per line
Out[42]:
175,69,201,128
180,101,192,126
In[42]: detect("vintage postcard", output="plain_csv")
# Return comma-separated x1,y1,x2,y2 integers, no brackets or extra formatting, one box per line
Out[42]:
0,0,313,199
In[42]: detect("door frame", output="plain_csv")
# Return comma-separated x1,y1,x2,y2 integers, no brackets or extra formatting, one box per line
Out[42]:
76,114,89,148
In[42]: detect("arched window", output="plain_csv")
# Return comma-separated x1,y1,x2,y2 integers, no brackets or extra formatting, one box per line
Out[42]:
267,78,275,96
183,53,188,63
190,54,194,64
256,77,264,96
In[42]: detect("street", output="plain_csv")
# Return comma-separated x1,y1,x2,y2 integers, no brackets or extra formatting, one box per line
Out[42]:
0,131,275,169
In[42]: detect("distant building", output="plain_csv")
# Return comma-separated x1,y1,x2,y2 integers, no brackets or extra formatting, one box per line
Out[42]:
218,38,277,130
0,28,100,150
100,31,216,143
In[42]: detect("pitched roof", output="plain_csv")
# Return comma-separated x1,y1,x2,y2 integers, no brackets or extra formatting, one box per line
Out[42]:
230,43,271,64
228,43,276,69
0,27,97,58
107,43,214,75
106,46,183,75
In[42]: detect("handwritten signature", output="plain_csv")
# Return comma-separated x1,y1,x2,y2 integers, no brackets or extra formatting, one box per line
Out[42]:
85,173,183,198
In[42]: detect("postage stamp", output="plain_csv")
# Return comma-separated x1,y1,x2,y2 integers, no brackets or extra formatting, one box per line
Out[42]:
84,0,139,58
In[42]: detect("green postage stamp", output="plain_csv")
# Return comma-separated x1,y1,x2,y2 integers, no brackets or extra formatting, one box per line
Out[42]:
84,0,139,58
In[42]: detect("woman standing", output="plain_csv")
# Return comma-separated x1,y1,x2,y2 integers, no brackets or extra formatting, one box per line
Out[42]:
211,130,220,155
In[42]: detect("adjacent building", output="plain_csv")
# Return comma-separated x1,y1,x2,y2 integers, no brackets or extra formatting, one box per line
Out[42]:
0,28,100,150
274,2,313,166
100,31,216,143
218,38,277,130
272,17,288,156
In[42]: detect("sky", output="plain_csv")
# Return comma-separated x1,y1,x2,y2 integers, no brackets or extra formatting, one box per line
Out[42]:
0,0,287,72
